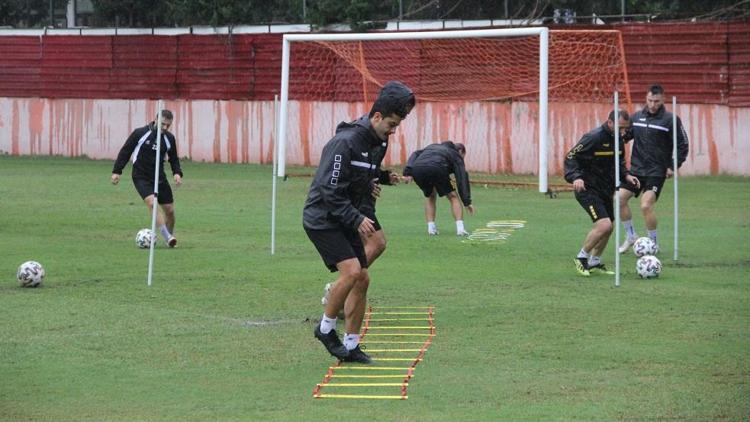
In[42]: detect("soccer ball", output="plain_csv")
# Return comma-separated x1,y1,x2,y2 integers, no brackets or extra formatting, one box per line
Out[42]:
135,228,156,249
632,237,658,257
636,255,662,279
17,261,45,287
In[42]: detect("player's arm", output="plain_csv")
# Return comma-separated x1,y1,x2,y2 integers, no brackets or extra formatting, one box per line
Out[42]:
564,133,596,191
673,115,689,169
166,133,183,186
317,141,366,231
111,129,140,184
376,169,400,185
618,144,640,188
450,151,472,207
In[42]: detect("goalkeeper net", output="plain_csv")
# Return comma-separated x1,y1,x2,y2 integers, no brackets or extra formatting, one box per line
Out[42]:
276,28,630,192
289,29,629,104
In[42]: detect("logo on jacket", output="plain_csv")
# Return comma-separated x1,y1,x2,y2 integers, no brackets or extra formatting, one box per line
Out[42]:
330,155,342,185
361,152,368,157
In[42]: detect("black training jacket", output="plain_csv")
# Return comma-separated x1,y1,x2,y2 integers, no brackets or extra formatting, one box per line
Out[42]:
358,116,394,217
564,123,629,195
403,141,472,206
112,123,183,180
630,105,689,177
303,117,382,231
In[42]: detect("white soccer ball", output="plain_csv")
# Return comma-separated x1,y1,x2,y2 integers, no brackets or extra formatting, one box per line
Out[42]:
636,255,662,279
632,236,658,257
17,261,45,287
135,228,156,249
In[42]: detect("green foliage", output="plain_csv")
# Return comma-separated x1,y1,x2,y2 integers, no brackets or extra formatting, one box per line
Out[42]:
0,0,68,28
1,156,749,419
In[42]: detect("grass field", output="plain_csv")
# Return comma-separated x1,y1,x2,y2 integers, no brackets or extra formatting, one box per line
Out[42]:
1,155,748,420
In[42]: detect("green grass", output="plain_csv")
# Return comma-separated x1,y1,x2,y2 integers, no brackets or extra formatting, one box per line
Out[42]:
1,155,748,420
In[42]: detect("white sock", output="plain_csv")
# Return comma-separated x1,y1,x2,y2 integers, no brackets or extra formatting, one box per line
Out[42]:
320,314,337,334
623,220,636,239
427,221,436,233
648,230,658,244
589,255,601,266
577,249,590,259
343,333,360,350
456,220,465,233
159,225,172,241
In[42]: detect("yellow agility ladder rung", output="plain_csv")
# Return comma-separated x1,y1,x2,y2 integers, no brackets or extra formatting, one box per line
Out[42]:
372,306,434,309
331,366,411,370
367,312,433,315
314,394,407,400
366,326,433,329
360,341,427,344
319,383,408,387
330,374,411,379
363,349,423,352
371,358,422,362
367,318,431,322
363,333,435,337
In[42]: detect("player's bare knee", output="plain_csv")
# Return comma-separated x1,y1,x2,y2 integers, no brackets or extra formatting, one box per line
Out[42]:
356,271,370,291
373,237,386,255
594,219,612,235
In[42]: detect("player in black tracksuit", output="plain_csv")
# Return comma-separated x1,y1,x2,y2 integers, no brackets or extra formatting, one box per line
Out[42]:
316,82,415,318
403,141,474,236
111,110,183,247
565,110,639,276
618,84,689,253
354,81,415,266
305,82,415,364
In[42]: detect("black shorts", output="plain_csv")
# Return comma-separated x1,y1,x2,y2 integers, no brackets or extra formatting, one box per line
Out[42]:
411,166,454,198
575,189,614,222
623,175,665,200
133,177,174,204
304,227,368,272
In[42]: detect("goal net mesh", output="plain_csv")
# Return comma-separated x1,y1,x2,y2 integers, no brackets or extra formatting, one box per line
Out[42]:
288,30,630,105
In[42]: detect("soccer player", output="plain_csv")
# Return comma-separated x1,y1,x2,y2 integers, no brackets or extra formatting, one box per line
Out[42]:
565,110,639,276
319,82,415,306
402,141,475,236
305,82,415,364
618,84,689,253
111,109,182,248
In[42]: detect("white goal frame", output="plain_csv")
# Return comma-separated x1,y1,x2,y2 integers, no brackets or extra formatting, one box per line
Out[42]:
275,27,551,192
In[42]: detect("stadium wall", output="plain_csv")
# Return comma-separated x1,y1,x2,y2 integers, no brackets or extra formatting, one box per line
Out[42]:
0,21,748,175
1,97,747,176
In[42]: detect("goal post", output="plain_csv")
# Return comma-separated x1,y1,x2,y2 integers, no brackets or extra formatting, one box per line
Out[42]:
276,27,551,190
275,28,630,192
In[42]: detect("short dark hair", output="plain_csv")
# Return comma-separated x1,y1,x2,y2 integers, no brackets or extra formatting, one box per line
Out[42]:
648,84,664,96
369,82,415,119
608,109,630,122
454,142,466,155
159,109,174,121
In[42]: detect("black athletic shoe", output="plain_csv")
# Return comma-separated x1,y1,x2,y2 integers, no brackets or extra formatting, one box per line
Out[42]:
314,324,349,360
342,346,373,364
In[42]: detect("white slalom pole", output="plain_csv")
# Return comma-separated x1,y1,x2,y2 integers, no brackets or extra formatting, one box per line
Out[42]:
277,37,290,177
672,96,679,261
147,101,164,287
614,92,621,287
538,28,550,193
271,95,279,255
